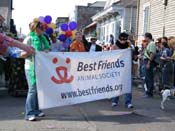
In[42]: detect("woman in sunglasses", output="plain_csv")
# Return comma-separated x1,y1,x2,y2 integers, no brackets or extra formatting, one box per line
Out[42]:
111,32,134,109
21,20,50,121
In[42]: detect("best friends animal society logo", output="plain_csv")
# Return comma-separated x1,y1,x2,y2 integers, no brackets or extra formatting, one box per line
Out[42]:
50,56,125,84
51,57,74,84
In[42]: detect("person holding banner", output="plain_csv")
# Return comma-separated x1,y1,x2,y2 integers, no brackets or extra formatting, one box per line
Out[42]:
22,20,50,121
111,32,134,109
70,31,86,52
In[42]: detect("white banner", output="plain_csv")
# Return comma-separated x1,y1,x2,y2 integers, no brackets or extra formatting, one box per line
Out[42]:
35,49,132,109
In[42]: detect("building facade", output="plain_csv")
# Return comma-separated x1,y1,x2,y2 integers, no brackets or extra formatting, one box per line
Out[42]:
92,0,137,45
0,0,13,27
56,17,69,28
70,1,105,31
137,0,175,42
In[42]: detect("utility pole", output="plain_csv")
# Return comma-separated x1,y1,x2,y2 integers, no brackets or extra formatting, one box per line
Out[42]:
163,0,168,37
136,0,140,41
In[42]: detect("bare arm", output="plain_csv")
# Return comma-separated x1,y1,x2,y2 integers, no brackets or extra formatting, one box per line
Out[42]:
9,38,35,55
0,33,35,55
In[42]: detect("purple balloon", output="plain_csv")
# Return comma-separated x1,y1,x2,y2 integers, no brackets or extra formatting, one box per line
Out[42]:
69,21,77,31
39,16,44,22
58,34,67,42
44,15,52,24
46,27,53,35
61,23,68,31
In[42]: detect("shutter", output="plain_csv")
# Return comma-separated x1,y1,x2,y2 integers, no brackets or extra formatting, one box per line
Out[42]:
143,6,150,33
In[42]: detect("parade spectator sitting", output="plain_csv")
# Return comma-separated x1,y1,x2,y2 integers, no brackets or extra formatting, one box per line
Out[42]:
111,32,134,109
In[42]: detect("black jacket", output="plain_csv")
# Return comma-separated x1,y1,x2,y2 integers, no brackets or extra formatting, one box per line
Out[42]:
87,42,102,52
82,35,102,52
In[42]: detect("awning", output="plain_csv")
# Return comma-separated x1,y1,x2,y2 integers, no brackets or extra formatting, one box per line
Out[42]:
84,22,97,29
0,15,5,22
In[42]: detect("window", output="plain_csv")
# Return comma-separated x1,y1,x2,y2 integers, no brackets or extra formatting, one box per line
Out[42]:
143,3,150,33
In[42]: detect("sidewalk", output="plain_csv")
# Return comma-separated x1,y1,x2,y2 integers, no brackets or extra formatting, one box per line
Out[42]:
0,86,175,131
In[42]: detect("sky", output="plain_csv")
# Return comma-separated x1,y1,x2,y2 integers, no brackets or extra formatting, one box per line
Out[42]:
12,0,106,35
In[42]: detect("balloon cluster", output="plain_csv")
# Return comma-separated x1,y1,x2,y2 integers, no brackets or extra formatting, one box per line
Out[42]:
34,15,57,36
33,16,78,50
58,21,77,48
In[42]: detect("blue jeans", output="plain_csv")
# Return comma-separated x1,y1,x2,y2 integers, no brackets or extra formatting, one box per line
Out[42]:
144,59,154,96
25,69,41,119
161,64,167,86
139,62,146,78
112,93,132,106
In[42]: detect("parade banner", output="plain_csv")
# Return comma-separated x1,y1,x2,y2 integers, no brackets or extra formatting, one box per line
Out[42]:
35,49,132,109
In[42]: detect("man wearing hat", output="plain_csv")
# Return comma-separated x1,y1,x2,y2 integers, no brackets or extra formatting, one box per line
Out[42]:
86,36,102,52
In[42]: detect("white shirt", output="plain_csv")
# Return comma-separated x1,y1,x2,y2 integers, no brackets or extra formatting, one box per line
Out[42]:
51,40,65,52
89,44,96,52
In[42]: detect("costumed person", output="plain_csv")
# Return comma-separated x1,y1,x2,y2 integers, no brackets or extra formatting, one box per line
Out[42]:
111,32,134,109
70,31,86,52
21,20,50,121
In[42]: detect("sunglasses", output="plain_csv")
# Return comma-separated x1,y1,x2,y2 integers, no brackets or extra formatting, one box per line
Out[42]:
38,25,44,31
120,38,127,41
36,22,44,31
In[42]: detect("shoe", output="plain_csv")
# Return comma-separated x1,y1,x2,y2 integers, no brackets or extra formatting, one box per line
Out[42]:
27,116,36,121
112,102,118,107
37,112,45,117
127,104,134,109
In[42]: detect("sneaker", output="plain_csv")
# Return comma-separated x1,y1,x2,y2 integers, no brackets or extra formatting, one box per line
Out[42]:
127,104,134,109
27,116,36,121
112,102,118,107
37,112,45,117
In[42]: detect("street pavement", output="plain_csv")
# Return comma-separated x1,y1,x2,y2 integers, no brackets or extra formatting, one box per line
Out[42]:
0,85,175,131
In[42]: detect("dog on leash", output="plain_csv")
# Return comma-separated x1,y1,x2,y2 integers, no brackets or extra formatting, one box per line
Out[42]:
160,89,175,110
